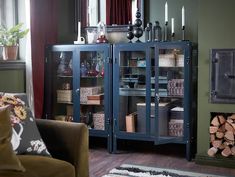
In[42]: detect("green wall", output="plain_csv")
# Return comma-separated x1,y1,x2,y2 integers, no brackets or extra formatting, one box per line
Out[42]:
0,70,25,93
148,0,198,42
197,0,235,161
58,0,77,43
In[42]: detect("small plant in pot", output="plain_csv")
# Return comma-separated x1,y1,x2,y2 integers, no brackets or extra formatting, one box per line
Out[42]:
0,23,29,60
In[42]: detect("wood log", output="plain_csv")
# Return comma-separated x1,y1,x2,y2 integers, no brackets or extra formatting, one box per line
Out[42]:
218,143,226,150
209,126,218,134
211,116,220,126
231,123,235,131
210,134,216,142
228,114,235,120
216,131,224,139
227,118,233,124
224,131,234,141
218,115,226,125
224,140,234,146
225,122,234,132
221,146,232,157
212,140,222,148
207,147,218,157
231,146,235,156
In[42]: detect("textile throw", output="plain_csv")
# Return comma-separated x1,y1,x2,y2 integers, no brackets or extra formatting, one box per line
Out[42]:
102,164,226,177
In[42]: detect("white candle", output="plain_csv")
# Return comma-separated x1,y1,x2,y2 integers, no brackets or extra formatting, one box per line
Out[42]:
77,21,81,39
171,18,174,34
182,6,185,27
165,2,168,24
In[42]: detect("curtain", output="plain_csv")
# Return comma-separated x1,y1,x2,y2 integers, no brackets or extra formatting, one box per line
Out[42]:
30,0,58,118
106,0,132,25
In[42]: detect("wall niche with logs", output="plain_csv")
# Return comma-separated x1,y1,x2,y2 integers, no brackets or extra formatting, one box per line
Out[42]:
208,112,235,158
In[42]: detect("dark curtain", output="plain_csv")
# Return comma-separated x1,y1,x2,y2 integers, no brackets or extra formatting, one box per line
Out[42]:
30,0,58,118
81,0,87,27
106,0,132,25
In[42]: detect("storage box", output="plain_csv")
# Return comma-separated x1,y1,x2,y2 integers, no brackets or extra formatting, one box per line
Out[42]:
80,86,102,103
176,54,184,67
168,119,184,136
136,102,170,136
93,112,105,130
159,54,175,67
57,90,72,103
170,107,184,120
126,112,137,132
167,79,184,96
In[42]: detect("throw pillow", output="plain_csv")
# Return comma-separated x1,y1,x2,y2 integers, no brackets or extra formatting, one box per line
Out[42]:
0,106,25,171
0,93,50,156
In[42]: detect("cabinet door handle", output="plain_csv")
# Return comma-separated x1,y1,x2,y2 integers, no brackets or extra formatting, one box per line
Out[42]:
76,88,80,94
155,93,160,101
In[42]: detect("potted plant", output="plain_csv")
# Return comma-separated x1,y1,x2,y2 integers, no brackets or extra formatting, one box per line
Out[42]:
0,23,29,60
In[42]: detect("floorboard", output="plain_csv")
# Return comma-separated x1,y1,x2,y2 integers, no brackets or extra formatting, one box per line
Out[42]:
89,139,235,177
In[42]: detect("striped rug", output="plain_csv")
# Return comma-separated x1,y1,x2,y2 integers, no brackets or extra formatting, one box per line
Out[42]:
102,164,227,177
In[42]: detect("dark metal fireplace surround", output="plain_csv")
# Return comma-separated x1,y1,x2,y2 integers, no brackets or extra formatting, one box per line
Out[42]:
210,49,235,103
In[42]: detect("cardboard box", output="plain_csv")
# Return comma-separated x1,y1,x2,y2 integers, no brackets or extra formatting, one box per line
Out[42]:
126,112,137,132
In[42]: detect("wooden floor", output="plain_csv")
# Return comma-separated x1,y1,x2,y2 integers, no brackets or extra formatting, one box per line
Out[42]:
89,139,235,177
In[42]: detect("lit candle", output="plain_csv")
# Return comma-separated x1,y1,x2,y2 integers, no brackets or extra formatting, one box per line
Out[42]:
182,6,185,27
165,2,168,24
77,21,81,40
171,18,174,34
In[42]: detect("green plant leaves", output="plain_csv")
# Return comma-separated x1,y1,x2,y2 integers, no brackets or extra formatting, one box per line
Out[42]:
0,23,29,46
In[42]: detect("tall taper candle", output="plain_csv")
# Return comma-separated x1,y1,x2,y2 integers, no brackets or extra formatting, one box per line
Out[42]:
165,2,168,24
77,21,81,40
171,18,174,34
182,6,185,27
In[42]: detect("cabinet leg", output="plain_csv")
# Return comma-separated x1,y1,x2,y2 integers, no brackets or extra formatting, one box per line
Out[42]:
113,135,117,153
186,140,192,161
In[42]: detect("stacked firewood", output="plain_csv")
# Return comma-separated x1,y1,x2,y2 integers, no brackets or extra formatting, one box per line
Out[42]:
208,114,235,157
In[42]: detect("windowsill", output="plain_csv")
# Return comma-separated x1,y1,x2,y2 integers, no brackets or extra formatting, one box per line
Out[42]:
0,60,26,70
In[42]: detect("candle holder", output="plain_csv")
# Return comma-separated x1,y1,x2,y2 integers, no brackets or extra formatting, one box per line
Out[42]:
171,33,175,41
182,26,185,41
164,22,168,41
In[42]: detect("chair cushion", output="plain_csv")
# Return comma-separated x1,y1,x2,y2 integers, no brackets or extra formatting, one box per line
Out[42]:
0,155,75,177
0,93,50,156
0,106,25,172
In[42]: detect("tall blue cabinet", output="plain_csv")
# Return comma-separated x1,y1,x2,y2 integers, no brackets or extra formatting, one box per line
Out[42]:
44,44,113,152
113,41,197,160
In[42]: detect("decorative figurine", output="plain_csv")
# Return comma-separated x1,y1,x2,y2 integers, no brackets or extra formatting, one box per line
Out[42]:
127,21,134,43
133,9,143,42
145,22,152,42
153,21,162,41
96,21,108,43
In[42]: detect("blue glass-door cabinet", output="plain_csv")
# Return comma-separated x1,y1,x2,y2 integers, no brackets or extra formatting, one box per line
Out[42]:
44,44,113,152
112,41,197,160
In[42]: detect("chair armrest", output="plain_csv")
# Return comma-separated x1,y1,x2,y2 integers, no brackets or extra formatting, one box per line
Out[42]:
36,119,89,177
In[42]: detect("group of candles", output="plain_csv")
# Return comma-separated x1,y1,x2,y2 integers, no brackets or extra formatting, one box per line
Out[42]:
164,2,185,39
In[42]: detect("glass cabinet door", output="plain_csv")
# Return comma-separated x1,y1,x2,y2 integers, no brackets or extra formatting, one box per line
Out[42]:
79,50,106,130
154,44,187,142
44,46,75,122
72,44,111,137
114,44,152,136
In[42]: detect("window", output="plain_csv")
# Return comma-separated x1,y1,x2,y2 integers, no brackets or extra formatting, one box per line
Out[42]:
0,0,17,60
0,0,17,28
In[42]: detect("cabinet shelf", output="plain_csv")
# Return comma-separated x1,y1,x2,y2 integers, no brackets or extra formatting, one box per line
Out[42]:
57,101,73,104
81,76,103,79
57,75,73,78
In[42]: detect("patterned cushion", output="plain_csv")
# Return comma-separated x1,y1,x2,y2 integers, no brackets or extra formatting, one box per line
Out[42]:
0,93,50,156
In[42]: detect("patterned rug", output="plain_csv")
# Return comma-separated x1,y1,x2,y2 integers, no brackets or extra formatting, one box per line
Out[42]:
102,164,226,177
